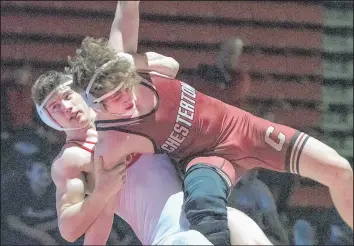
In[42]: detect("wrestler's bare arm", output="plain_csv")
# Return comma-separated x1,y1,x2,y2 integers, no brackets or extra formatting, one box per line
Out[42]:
109,1,140,53
51,147,126,242
108,1,180,78
51,148,101,242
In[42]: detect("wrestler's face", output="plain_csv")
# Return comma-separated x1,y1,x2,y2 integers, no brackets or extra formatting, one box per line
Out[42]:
102,87,135,116
45,87,93,128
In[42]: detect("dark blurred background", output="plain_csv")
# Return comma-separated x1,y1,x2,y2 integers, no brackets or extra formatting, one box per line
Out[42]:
1,1,353,245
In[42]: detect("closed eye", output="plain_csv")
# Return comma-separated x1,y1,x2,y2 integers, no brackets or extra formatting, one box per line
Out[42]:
110,92,123,102
51,103,60,112
65,93,72,100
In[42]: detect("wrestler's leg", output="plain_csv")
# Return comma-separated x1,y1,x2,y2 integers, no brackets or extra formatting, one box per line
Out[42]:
243,114,353,230
183,163,230,245
296,137,353,229
182,156,240,245
227,207,273,245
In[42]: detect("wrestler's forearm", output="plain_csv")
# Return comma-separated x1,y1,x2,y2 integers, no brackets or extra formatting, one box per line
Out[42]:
58,190,112,242
109,1,140,53
83,196,116,245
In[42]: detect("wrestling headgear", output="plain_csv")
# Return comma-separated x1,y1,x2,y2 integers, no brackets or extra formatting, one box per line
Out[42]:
84,52,137,116
35,80,92,131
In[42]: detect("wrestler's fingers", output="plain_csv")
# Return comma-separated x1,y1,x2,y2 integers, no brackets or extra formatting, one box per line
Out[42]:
93,155,104,172
114,164,128,175
120,169,127,181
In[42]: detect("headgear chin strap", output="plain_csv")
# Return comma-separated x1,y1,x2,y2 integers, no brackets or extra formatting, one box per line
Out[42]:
36,80,93,131
84,52,138,116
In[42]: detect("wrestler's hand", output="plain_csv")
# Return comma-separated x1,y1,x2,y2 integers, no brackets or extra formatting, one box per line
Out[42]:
94,156,127,197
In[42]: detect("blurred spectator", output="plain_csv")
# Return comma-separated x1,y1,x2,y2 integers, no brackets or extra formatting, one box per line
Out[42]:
216,37,244,87
2,65,35,130
1,127,49,175
228,169,290,245
258,170,296,214
198,37,246,89
293,219,317,245
325,224,353,245
319,208,353,245
1,159,65,245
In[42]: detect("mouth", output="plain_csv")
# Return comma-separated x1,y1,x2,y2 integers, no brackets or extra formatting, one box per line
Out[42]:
70,111,79,120
125,104,134,111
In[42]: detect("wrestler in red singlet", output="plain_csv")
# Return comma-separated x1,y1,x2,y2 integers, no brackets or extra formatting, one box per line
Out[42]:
95,73,308,185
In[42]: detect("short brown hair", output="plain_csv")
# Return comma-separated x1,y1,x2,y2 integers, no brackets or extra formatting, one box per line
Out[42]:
31,70,72,105
68,37,141,98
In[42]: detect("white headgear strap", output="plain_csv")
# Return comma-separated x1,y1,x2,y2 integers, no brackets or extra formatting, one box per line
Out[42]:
84,53,137,115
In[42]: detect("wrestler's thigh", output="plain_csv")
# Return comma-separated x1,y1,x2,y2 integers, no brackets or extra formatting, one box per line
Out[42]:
227,207,272,245
186,156,246,186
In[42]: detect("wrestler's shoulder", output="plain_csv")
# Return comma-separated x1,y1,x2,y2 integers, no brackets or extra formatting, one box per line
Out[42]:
52,145,90,172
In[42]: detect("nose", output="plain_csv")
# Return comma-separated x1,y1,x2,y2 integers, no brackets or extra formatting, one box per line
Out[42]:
123,89,133,102
61,100,73,113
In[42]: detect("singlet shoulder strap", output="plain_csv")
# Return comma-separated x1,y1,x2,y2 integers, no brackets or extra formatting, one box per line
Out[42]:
138,72,152,83
64,139,96,153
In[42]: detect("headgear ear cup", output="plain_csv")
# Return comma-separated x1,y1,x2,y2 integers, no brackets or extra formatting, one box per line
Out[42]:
36,104,64,131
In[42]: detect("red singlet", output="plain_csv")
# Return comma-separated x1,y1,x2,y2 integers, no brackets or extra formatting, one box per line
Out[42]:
96,74,309,183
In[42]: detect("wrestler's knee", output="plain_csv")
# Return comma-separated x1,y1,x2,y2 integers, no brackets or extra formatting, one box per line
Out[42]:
186,156,237,186
183,164,229,214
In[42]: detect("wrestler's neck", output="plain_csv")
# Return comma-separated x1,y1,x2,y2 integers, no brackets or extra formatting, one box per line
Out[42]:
65,125,97,142
65,112,97,142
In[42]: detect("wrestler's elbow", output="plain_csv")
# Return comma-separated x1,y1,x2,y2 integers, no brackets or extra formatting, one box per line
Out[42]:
58,215,83,242
58,221,79,243
328,152,353,188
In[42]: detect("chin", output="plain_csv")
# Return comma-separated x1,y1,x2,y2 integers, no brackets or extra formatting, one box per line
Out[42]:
79,120,89,127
